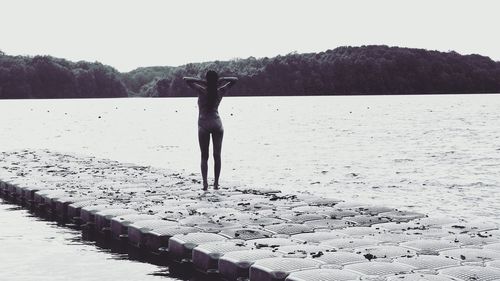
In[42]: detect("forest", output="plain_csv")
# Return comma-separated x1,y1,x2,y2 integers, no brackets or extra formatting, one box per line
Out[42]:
1,45,500,99
0,51,127,99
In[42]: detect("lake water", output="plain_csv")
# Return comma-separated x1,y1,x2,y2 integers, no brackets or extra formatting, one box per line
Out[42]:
1,94,500,280
0,199,172,281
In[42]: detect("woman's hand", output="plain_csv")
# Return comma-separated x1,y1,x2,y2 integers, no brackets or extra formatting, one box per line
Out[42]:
217,77,238,95
183,77,207,94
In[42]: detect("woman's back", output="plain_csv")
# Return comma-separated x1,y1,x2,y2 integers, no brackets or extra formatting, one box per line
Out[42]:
197,91,222,120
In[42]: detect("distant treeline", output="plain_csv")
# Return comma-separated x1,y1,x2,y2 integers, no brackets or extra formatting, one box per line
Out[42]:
0,50,127,98
1,45,500,99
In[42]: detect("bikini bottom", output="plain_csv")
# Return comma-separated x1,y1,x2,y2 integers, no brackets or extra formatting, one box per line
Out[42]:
198,117,224,134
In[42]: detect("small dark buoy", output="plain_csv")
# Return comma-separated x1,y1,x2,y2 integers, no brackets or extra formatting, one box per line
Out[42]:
98,116,102,119
311,251,323,258
364,253,376,261
230,113,233,116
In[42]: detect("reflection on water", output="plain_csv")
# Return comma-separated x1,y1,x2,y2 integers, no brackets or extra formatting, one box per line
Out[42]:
0,199,177,281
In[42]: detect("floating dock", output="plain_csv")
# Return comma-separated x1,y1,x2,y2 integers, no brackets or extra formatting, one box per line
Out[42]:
1,149,500,281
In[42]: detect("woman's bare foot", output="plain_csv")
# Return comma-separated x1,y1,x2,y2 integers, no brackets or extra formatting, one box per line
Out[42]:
203,182,209,190
213,182,219,190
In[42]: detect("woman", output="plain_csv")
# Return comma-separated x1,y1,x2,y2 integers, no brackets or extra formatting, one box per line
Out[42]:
183,71,238,190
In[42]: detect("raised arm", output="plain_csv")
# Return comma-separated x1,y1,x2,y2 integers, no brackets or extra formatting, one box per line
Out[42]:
217,77,238,95
183,77,207,95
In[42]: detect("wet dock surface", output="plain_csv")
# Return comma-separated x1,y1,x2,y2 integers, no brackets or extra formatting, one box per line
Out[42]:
1,149,500,281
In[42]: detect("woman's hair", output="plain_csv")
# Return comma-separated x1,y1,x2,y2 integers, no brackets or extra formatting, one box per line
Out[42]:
205,70,219,107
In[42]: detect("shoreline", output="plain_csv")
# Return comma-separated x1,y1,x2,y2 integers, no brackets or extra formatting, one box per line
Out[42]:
0,92,500,101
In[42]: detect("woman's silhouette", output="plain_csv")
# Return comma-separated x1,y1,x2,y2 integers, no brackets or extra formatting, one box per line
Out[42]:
183,71,238,190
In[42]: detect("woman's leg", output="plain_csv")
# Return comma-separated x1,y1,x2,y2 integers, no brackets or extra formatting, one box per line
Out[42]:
198,127,210,190
212,130,224,189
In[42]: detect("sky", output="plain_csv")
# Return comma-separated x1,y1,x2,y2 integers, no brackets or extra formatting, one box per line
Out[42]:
1,0,499,72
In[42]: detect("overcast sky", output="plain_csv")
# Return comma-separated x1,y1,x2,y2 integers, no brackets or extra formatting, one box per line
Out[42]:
1,0,499,72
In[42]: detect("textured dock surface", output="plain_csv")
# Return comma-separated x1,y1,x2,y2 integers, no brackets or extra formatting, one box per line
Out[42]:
1,149,500,281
